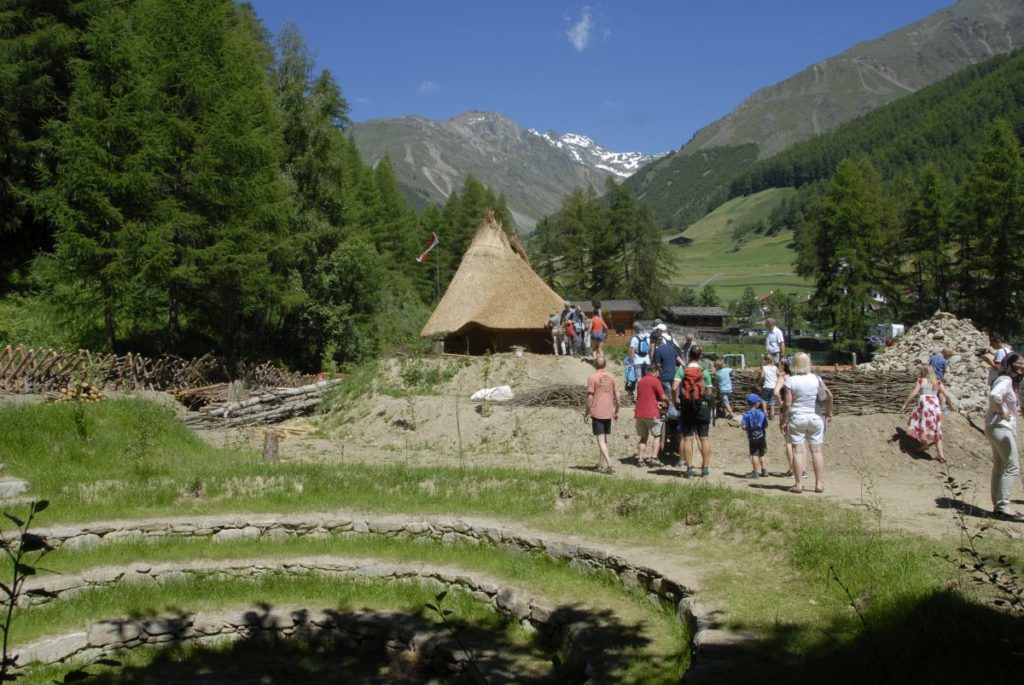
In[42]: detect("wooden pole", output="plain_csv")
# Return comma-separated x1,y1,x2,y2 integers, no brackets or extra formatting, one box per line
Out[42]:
263,430,279,462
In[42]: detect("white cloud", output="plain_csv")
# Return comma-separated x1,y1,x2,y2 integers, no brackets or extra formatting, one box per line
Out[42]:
354,96,371,104
417,80,439,95
566,7,593,52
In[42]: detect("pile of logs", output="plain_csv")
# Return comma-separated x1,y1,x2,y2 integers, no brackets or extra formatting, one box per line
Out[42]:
0,345,218,393
731,368,916,415
183,379,344,428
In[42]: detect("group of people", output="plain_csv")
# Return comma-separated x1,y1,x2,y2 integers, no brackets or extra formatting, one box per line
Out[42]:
897,331,1024,522
547,301,607,362
585,318,835,494
585,315,1024,523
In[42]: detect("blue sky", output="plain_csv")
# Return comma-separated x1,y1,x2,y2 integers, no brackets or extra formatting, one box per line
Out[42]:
248,1,954,154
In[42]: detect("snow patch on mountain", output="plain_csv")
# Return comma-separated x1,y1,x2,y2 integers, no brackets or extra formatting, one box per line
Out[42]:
528,129,665,178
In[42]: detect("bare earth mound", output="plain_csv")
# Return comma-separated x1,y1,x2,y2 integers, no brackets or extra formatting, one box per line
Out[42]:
200,352,1004,540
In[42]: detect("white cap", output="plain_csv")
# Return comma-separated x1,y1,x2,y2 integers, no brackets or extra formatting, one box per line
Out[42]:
656,323,668,332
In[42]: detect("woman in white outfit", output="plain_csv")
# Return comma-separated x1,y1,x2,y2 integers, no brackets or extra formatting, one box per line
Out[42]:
781,352,833,493
986,352,1024,521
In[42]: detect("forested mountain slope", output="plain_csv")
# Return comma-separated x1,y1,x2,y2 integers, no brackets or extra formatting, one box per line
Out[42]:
625,0,1024,228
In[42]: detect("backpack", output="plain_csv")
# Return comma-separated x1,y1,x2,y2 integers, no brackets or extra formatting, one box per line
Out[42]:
636,334,650,357
565,320,576,338
678,365,707,409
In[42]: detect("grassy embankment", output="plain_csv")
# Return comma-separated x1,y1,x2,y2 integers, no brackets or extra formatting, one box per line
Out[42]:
667,187,812,303
2,399,1022,682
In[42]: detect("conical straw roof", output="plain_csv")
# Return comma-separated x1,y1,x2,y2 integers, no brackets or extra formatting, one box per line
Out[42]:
421,212,564,337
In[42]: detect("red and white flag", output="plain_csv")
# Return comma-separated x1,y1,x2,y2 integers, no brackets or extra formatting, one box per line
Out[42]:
416,232,439,263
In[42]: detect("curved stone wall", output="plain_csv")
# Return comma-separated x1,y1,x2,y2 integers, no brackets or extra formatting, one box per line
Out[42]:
29,513,728,679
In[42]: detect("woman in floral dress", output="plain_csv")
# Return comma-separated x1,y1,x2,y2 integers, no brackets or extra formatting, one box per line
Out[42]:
900,365,953,463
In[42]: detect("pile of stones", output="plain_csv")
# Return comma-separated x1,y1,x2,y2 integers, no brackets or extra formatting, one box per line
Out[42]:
861,312,991,418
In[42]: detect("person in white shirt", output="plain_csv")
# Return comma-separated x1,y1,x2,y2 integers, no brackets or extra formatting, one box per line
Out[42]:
758,354,780,420
765,318,786,363
781,352,833,494
986,352,1024,520
981,332,1011,386
628,322,652,377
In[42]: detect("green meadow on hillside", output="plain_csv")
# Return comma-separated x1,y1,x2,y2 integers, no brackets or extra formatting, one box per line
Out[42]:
665,188,811,302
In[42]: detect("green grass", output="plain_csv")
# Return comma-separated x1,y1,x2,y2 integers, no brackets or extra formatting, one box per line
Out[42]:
4,400,1024,683
665,188,813,302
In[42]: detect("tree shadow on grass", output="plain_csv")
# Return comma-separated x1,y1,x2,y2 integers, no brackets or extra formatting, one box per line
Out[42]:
72,600,668,685
686,590,1024,684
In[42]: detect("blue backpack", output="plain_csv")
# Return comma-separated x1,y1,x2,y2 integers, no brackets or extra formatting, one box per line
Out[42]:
636,334,650,357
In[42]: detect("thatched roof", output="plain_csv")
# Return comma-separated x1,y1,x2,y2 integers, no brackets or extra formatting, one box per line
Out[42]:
421,213,564,337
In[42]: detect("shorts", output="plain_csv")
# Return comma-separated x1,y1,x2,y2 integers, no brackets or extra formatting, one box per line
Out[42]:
719,392,731,406
635,417,663,441
591,331,606,342
591,418,612,435
679,404,711,437
748,435,767,457
787,413,825,445
759,388,776,405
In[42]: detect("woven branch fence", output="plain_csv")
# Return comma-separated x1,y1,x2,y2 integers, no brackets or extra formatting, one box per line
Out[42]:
0,345,315,396
503,369,915,415
730,368,916,415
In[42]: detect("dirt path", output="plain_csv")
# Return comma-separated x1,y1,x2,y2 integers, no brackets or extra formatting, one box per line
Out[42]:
198,354,1010,542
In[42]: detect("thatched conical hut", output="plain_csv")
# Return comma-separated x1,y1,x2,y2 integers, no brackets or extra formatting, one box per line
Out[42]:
421,212,564,354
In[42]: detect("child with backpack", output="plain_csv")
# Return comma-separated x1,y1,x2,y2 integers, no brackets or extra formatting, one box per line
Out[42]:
741,393,769,478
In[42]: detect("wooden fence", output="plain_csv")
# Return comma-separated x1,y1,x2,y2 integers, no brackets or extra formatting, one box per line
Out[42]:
730,368,915,415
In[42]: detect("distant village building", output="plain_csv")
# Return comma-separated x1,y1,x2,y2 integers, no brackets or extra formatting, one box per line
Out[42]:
571,299,644,336
664,306,731,333
421,212,565,354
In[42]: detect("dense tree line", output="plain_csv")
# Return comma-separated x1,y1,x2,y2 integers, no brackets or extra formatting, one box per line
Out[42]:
531,178,674,313
797,119,1024,343
0,0,512,369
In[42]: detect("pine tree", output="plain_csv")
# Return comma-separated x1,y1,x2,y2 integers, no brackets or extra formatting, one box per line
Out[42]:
36,0,292,359
903,164,951,318
0,0,94,290
799,158,893,343
951,119,1024,336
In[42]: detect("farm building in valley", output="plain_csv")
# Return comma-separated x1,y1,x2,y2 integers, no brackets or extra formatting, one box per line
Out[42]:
570,299,644,336
665,305,731,333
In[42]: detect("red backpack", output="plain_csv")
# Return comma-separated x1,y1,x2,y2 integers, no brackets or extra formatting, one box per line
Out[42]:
679,366,707,409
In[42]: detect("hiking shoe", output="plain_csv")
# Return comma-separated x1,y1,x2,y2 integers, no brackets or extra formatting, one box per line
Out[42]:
701,467,710,477
761,469,768,477
684,466,695,479
744,471,760,479
802,469,808,478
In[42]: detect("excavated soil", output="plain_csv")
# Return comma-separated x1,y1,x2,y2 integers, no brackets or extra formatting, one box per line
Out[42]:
196,353,1014,540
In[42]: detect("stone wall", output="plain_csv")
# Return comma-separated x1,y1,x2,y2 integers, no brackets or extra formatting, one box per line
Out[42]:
26,513,724,680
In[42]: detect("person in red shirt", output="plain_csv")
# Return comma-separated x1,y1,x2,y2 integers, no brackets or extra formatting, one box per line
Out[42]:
589,306,607,363
584,355,620,474
634,364,667,467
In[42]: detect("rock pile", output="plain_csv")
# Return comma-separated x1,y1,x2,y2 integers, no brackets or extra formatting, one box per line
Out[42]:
861,312,991,418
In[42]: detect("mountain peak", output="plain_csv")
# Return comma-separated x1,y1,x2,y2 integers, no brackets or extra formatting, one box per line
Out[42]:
527,128,662,178
351,112,666,231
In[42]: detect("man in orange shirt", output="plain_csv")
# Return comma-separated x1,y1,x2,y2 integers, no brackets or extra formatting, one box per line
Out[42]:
585,355,620,473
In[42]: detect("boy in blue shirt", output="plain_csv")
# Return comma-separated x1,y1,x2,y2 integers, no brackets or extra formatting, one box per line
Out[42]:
741,393,769,478
713,359,734,419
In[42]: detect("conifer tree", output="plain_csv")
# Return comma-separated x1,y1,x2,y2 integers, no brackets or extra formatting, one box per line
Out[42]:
799,158,893,343
951,119,1024,336
903,164,951,318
